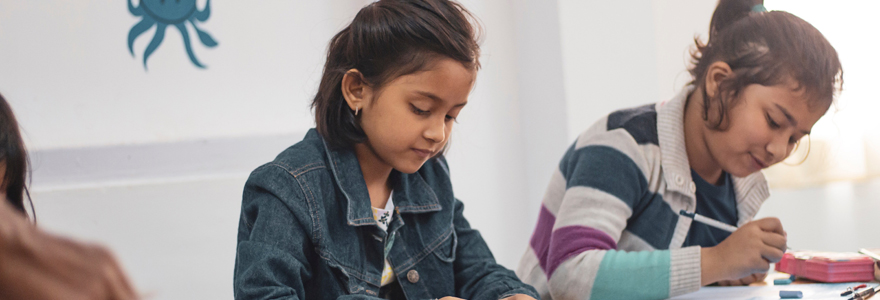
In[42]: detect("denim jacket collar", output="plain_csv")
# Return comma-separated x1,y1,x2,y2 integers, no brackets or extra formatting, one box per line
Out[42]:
315,130,442,227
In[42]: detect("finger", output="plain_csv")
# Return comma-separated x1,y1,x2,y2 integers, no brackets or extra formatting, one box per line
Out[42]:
748,257,771,279
101,252,138,300
874,262,880,281
760,231,787,251
760,246,785,263
754,272,768,281
754,217,785,235
81,245,133,300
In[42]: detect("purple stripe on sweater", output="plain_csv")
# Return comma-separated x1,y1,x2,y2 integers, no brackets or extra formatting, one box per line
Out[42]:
529,205,556,272
544,225,618,278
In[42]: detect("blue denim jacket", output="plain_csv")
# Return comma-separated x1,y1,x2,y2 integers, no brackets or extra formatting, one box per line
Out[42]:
234,129,538,300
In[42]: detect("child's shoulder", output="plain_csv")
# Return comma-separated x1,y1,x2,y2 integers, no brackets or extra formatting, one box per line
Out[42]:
565,103,661,177
604,103,659,146
252,129,330,179
576,102,659,147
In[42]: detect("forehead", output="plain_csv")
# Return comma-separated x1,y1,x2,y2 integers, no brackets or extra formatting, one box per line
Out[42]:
389,58,475,102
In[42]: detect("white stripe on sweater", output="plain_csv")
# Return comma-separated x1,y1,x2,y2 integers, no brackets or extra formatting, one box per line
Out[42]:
618,230,654,251
551,186,632,242
547,250,606,300
517,247,550,299
541,169,567,216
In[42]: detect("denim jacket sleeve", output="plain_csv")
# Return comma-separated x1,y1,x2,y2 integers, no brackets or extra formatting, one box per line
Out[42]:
234,164,315,300
451,198,540,300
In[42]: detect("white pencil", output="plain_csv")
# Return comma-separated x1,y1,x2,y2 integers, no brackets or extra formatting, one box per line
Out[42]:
679,210,794,250
859,248,880,261
679,209,739,233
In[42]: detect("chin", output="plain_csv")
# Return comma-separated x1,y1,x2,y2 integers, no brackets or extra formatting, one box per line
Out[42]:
394,162,424,174
728,166,759,178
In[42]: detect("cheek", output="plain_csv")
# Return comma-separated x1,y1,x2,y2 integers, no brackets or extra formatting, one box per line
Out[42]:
374,112,422,146
727,113,770,149
747,124,777,147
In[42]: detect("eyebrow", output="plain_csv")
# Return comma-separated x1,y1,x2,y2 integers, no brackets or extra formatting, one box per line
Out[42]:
415,91,467,108
774,104,810,135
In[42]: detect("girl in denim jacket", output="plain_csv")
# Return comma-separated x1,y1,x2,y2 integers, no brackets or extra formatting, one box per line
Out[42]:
232,1,538,299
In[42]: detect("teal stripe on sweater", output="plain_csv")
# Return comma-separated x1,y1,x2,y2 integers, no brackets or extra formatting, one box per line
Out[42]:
590,250,670,300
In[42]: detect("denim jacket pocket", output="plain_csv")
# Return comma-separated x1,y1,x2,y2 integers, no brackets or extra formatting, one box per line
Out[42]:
432,226,457,263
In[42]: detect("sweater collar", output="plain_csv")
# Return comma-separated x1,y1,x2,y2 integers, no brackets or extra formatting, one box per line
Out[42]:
655,87,770,224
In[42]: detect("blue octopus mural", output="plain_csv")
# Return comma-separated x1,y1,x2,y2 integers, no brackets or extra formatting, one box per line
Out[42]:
128,0,218,69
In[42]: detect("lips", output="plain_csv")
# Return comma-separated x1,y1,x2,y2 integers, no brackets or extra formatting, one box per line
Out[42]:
412,148,434,158
750,154,769,169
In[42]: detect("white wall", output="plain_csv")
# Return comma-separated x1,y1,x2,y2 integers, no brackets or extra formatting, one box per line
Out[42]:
447,0,570,269
558,0,714,141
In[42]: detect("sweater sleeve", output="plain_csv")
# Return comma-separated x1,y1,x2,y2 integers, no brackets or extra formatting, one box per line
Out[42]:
537,133,701,300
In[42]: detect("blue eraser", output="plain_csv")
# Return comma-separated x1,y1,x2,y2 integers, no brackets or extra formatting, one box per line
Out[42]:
774,278,792,285
779,290,803,299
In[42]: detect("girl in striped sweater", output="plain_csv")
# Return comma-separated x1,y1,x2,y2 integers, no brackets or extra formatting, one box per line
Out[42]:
517,0,842,299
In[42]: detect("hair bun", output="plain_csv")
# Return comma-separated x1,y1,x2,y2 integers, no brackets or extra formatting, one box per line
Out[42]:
709,0,763,38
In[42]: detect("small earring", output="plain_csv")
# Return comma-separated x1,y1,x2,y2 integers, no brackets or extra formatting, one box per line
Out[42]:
354,106,359,116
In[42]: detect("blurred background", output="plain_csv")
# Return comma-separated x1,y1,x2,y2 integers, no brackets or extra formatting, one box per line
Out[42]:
0,0,877,298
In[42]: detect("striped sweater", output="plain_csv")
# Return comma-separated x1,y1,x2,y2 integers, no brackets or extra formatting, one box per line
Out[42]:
516,87,770,300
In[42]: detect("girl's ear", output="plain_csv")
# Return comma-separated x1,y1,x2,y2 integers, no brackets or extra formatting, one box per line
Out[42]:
341,69,371,113
705,61,733,99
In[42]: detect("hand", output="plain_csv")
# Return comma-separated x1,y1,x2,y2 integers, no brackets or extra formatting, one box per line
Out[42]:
715,272,767,286
700,217,786,285
0,200,139,300
501,294,537,300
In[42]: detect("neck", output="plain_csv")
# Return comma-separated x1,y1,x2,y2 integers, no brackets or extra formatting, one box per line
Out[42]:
353,142,393,208
684,87,724,185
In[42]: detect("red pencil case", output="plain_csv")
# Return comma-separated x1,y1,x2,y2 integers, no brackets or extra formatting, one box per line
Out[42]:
775,251,876,282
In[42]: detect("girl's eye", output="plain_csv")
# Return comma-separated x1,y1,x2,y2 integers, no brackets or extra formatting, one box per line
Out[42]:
411,104,430,115
445,115,457,122
766,113,780,129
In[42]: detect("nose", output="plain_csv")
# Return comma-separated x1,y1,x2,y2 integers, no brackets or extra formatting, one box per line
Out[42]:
765,133,790,163
423,117,446,144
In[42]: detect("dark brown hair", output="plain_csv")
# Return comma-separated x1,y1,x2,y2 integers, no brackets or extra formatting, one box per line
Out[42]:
0,92,32,218
311,0,481,149
689,0,843,129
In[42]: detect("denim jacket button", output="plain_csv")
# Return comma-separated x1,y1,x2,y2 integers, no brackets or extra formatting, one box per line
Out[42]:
407,269,419,283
